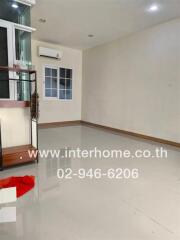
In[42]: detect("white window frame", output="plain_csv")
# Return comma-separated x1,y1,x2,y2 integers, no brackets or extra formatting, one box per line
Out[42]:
43,65,59,100
59,67,73,101
0,20,15,100
43,65,73,101
0,19,35,100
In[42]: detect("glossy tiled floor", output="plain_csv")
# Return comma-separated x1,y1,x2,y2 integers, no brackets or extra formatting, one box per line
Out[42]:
0,125,180,240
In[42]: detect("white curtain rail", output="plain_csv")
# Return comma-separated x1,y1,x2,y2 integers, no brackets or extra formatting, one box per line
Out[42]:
14,23,36,32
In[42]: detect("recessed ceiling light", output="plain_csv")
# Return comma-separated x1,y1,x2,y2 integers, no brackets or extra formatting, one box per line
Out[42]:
147,4,159,12
12,3,18,9
88,34,94,38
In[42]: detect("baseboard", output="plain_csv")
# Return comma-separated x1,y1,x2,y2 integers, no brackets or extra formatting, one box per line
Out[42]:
81,121,180,148
38,120,180,148
38,120,81,129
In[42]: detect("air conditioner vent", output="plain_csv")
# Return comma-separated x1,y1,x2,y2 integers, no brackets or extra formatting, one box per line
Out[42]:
38,47,63,60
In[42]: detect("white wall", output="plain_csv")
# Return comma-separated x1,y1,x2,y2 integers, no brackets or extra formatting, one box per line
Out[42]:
82,18,180,143
32,40,82,124
0,108,30,148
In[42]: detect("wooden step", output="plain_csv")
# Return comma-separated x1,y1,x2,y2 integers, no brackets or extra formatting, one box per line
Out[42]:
2,145,37,167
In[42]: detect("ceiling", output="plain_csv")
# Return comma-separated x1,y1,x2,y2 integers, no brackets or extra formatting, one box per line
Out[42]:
31,0,180,49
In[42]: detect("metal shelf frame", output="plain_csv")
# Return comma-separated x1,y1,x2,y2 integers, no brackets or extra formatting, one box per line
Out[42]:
0,66,38,170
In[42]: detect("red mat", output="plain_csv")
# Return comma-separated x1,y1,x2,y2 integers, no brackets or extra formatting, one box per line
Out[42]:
0,176,35,198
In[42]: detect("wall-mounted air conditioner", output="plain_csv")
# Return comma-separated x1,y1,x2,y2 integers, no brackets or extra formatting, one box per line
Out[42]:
38,47,63,60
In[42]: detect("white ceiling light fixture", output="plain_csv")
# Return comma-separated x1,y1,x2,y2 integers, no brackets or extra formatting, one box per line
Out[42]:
147,4,159,12
12,3,19,8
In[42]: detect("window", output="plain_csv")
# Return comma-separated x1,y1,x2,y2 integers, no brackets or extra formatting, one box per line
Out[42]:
15,29,31,64
59,68,72,100
15,29,32,101
0,26,9,99
0,0,31,26
0,1,34,100
44,66,72,100
44,67,58,98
